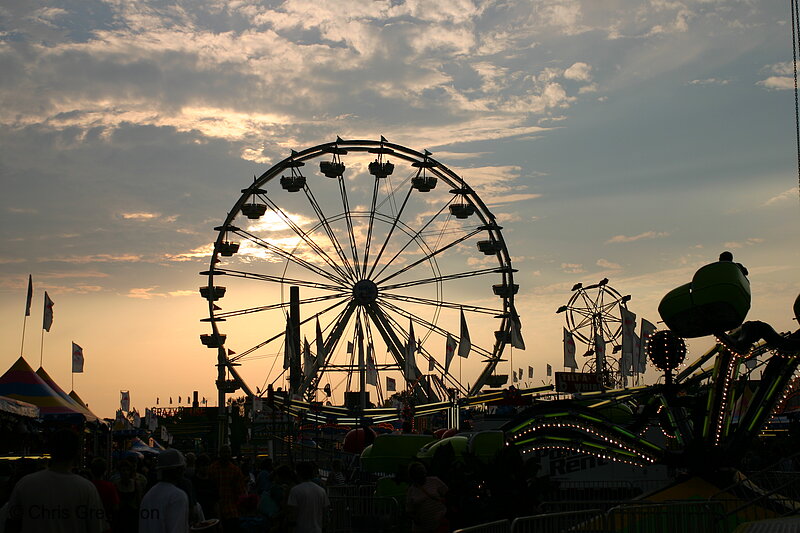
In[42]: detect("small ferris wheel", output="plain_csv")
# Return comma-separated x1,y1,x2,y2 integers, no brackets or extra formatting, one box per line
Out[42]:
557,279,631,388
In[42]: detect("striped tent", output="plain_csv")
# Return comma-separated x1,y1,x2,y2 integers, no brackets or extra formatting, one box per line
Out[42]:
0,357,86,420
36,366,100,423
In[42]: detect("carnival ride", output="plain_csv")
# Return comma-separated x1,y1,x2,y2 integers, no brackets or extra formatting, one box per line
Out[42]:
198,139,800,487
199,138,522,411
505,261,800,476
556,280,631,388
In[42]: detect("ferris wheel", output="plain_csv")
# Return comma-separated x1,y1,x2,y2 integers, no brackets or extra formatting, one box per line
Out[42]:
557,279,630,388
200,138,520,407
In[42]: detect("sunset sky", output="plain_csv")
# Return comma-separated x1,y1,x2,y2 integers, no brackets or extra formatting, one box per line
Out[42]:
1,1,798,419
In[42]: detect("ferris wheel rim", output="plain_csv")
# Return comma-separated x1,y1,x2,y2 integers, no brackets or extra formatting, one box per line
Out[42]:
203,138,519,401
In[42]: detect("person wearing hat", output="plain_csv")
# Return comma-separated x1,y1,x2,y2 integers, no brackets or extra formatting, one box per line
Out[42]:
139,448,190,533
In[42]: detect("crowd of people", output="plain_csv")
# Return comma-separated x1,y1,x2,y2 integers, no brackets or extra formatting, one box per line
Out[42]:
0,426,546,533
0,429,342,533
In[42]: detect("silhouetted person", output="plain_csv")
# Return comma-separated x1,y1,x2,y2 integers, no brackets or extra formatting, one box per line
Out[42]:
287,462,329,533
139,448,190,533
5,429,105,533
719,251,748,275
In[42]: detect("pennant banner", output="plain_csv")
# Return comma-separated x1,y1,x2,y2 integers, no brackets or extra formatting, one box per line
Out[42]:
71,342,84,373
458,309,471,358
120,390,130,412
315,318,325,366
563,328,577,369
547,363,552,377
25,275,32,317
621,308,637,376
510,315,525,350
444,334,457,374
366,346,378,386
528,366,534,379
43,292,54,332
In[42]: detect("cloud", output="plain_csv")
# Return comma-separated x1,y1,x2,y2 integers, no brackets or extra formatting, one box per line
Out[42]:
564,62,592,82
561,262,585,274
757,77,793,91
127,287,160,299
7,207,38,214
596,258,622,270
723,238,763,249
167,290,196,297
606,231,669,244
121,212,160,220
688,78,729,86
763,187,799,206
758,62,796,90
41,254,144,264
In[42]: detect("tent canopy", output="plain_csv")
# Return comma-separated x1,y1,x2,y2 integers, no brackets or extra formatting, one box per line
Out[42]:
35,366,99,422
0,357,86,420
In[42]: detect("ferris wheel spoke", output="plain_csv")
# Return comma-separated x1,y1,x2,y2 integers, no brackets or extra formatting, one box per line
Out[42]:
380,267,502,291
369,199,452,281
361,177,381,279
379,292,501,316
379,300,494,360
212,293,349,320
303,185,358,281
235,228,349,286
363,303,412,381
571,313,595,331
376,228,483,286
365,186,414,280
212,268,346,292
229,298,349,363
567,306,595,320
261,197,353,283
337,176,361,275
300,301,358,394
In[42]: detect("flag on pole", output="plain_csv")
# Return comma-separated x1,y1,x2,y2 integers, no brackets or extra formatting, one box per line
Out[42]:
120,390,130,412
315,318,325,366
528,366,534,379
563,328,577,369
71,342,84,373
366,345,378,386
458,309,471,358
512,370,517,382
631,332,641,373
386,376,396,392
405,320,418,381
639,319,657,373
43,292,54,332
25,275,32,316
303,337,313,375
444,334,457,373
594,333,606,360
510,315,526,350
621,308,636,376
518,368,523,382
547,364,552,377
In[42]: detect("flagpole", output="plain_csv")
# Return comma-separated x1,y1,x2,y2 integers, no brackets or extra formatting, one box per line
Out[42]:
39,328,45,368
20,315,28,358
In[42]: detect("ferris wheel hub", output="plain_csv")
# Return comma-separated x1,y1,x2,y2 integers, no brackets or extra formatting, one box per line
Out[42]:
352,279,379,305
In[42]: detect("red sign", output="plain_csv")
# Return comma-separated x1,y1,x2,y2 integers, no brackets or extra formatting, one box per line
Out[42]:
554,372,601,393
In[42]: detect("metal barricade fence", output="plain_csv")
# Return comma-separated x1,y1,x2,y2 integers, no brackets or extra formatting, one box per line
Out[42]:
453,519,511,533
327,486,405,533
511,509,604,533
462,500,728,533
604,501,727,533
